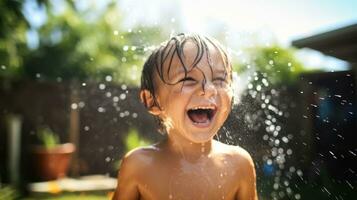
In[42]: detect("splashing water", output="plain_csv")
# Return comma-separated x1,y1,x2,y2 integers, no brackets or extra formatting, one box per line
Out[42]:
218,62,305,199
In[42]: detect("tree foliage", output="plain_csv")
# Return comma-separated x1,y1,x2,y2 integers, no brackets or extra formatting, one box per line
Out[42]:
234,45,307,86
1,0,166,85
0,0,29,79
1,0,309,87
23,0,166,85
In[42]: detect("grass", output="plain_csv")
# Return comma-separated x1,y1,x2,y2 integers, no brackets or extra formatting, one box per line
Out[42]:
23,192,112,200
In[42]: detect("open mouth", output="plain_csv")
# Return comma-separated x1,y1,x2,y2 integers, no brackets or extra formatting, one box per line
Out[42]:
187,106,217,125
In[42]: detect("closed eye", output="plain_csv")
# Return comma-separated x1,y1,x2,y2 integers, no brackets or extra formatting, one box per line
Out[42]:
178,77,196,82
213,77,227,82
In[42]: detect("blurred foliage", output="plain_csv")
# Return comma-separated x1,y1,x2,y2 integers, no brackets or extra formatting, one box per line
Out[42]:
0,185,20,200
23,0,165,85
0,0,29,79
0,0,311,87
37,126,60,149
114,128,151,170
234,45,309,86
23,193,109,200
124,128,151,152
0,0,166,85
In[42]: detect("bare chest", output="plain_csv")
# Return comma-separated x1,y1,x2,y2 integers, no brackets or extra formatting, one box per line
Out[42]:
138,159,239,200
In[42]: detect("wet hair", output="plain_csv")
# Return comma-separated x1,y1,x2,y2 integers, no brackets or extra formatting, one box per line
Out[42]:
140,33,232,133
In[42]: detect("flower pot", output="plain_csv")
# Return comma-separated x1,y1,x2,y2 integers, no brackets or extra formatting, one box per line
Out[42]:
31,143,76,181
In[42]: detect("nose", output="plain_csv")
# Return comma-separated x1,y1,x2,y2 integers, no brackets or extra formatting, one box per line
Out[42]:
199,79,217,98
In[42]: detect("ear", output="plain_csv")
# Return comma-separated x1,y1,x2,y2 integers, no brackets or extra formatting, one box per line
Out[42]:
140,89,161,116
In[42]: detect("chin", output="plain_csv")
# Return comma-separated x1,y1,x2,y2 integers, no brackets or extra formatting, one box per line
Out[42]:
185,131,217,144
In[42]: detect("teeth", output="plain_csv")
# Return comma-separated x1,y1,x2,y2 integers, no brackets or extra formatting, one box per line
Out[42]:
190,106,215,110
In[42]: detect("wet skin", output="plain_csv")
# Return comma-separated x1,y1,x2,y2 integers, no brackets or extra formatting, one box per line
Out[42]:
113,41,258,200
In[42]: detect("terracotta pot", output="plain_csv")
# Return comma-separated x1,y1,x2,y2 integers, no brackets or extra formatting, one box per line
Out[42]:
31,143,76,181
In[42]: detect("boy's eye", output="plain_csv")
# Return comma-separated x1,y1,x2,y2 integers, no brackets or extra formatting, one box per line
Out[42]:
213,77,227,83
213,77,229,87
178,77,196,82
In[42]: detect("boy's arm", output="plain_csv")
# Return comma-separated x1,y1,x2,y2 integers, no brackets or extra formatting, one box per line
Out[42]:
112,153,141,200
235,151,258,200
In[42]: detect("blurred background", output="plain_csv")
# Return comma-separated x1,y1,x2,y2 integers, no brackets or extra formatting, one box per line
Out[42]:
0,0,356,199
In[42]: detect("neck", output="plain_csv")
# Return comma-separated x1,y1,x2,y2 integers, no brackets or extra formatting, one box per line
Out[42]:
165,130,214,161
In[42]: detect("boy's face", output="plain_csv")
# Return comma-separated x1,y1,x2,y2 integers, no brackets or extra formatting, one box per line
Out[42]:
151,41,233,143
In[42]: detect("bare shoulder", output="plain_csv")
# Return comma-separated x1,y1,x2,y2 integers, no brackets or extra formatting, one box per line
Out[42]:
113,145,161,199
213,140,255,170
213,141,258,199
120,145,161,172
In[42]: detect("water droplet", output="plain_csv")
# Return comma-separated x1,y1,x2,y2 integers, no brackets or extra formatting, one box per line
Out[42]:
267,159,273,165
273,183,279,190
120,93,126,100
296,169,303,176
99,83,106,90
284,180,289,186
132,113,138,118
113,96,119,102
121,84,127,90
113,30,119,35
84,126,90,131
105,157,111,162
262,78,269,86
78,101,85,108
82,82,86,86
98,107,105,113
282,137,289,143
1,65,6,70
269,125,275,132
123,45,129,51
105,75,112,82
263,134,269,140
256,85,262,91
274,139,280,146
124,110,130,116
71,103,78,109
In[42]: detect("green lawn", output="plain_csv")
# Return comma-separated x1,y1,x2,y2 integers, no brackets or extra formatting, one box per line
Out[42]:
23,194,108,200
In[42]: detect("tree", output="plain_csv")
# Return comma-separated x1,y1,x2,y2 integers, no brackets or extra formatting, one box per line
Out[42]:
0,0,29,80
234,45,307,86
0,0,167,85
22,0,166,85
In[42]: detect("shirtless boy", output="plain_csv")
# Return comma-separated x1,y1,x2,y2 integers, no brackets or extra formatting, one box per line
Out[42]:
113,33,258,200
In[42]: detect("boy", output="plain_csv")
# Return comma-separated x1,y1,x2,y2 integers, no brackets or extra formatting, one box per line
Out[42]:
113,33,258,200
